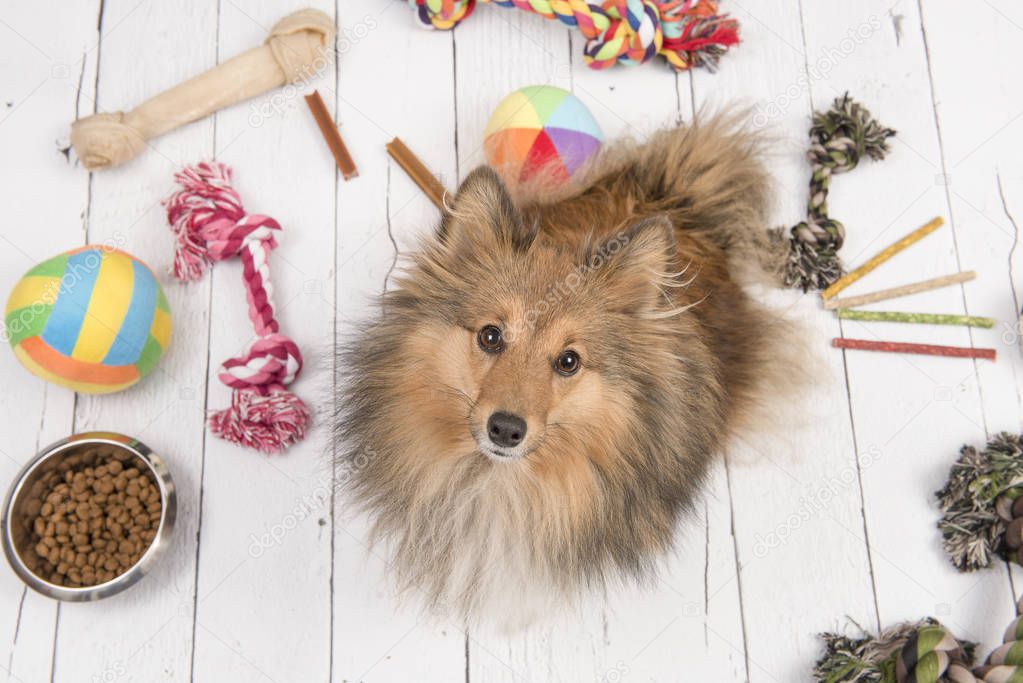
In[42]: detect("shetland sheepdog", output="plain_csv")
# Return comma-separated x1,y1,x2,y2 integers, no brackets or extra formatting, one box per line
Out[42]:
337,115,794,628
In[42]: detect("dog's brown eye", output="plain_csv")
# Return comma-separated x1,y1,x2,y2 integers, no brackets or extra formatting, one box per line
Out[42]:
554,350,580,376
478,325,504,353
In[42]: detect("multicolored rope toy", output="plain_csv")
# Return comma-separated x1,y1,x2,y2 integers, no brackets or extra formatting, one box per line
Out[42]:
936,433,1023,572
408,0,740,72
165,162,310,454
778,94,896,292
814,619,976,682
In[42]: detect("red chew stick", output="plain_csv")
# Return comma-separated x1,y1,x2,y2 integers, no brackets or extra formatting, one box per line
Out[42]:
832,338,996,360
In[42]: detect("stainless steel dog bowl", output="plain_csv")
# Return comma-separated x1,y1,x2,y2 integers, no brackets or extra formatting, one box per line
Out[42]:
1,432,176,601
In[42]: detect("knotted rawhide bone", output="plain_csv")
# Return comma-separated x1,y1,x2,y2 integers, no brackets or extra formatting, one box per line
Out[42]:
814,620,976,683
779,93,896,291
165,162,310,453
71,9,334,171
937,433,1023,572
409,0,739,72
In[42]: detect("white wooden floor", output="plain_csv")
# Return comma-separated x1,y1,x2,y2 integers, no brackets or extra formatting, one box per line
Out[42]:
1,1,1022,681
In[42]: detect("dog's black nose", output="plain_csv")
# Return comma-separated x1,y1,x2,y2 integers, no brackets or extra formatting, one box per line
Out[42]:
487,412,526,448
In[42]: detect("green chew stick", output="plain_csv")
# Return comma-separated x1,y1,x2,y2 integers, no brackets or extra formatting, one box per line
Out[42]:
836,309,995,328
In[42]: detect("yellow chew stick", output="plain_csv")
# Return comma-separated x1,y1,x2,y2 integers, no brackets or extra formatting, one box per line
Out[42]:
822,216,944,300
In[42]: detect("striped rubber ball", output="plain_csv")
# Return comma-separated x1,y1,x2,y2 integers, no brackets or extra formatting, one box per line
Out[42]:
4,246,172,394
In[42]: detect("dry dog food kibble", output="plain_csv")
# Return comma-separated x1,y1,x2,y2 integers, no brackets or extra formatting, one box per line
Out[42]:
21,445,161,588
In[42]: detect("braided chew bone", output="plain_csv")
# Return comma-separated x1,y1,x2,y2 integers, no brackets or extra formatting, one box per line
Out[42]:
408,0,739,72
778,93,896,291
165,162,310,453
936,433,1023,572
71,9,334,171
814,620,976,682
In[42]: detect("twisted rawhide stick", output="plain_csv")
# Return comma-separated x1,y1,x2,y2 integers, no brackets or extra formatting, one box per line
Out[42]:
937,433,1023,572
71,9,334,171
777,93,896,291
165,162,310,454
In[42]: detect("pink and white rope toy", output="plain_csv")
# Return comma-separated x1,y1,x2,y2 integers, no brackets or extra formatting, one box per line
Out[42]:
165,162,310,453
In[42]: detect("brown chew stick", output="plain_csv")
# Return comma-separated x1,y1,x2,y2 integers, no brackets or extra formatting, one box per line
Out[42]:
304,91,358,180
386,137,448,210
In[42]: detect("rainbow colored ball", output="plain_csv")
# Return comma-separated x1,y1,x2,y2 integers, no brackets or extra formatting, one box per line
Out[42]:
484,85,603,185
4,246,172,394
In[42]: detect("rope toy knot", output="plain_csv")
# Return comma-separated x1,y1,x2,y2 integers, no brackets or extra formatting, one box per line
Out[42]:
166,161,246,281
582,1,663,69
199,214,281,263
408,0,738,72
937,433,1023,572
411,0,477,29
791,218,845,250
219,334,304,394
164,162,310,454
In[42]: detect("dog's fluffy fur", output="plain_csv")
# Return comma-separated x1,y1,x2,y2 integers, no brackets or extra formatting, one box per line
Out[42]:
337,115,791,628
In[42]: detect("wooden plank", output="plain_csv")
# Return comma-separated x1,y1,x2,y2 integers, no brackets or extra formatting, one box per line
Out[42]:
452,7,572,173
332,2,466,680
918,3,1023,441
187,2,335,681
916,0,1023,640
690,2,880,679
798,0,1016,656
42,1,215,681
0,2,100,680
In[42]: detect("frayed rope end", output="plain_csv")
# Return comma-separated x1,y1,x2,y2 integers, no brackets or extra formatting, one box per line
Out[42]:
208,389,311,454
164,161,244,282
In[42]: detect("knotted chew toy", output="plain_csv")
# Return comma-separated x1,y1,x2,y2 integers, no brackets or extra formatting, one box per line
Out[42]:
815,595,1023,682
778,94,896,292
814,619,976,682
165,162,310,453
936,433,1023,572
408,0,739,72
71,9,334,171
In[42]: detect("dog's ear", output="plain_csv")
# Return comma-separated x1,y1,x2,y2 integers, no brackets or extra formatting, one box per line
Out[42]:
438,166,535,251
586,215,678,312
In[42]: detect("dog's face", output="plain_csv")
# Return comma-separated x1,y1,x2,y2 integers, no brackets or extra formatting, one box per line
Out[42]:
445,285,597,463
385,167,684,474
